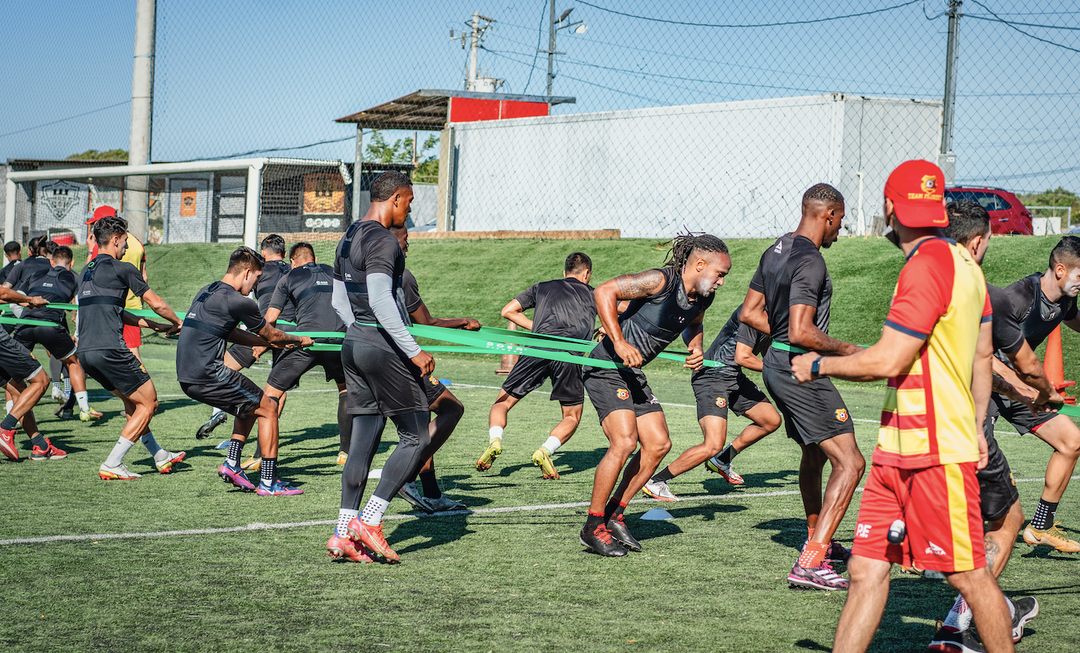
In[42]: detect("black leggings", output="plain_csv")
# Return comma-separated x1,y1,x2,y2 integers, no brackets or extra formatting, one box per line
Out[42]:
340,411,431,510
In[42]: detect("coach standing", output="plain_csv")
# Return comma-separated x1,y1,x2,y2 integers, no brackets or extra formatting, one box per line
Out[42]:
792,160,1013,653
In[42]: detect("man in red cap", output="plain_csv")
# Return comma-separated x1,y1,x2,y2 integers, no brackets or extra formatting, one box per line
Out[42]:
791,160,1014,653
86,206,148,361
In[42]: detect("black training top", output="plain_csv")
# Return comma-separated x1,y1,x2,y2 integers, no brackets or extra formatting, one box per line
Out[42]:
0,259,20,286
269,262,343,333
75,254,150,351
589,267,713,367
6,256,51,293
334,220,411,347
257,259,295,323
515,277,596,340
402,268,423,314
986,283,1025,358
749,233,832,370
1002,273,1078,351
23,265,78,324
177,281,267,384
695,306,772,380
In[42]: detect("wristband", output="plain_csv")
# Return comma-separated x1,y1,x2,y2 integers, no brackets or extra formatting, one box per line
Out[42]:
811,355,824,379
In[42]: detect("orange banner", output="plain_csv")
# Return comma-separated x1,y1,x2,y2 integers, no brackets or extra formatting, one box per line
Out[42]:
180,188,197,217
303,173,344,214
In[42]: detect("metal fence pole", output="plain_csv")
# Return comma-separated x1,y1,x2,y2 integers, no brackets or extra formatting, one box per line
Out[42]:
244,162,263,249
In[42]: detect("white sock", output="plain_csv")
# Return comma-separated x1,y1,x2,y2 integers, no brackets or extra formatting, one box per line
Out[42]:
1007,597,1015,619
489,426,503,442
140,432,163,457
360,495,390,526
943,594,972,632
63,378,72,394
212,407,224,417
5,400,12,415
105,438,135,467
541,436,562,455
337,509,359,537
75,391,90,412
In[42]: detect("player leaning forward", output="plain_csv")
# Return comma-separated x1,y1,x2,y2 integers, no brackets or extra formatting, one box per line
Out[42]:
579,234,730,557
327,171,434,564
791,160,1015,653
78,213,186,480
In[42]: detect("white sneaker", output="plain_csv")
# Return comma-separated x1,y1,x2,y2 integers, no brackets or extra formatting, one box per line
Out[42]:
643,479,679,502
99,462,141,480
51,385,70,404
424,495,468,512
396,481,433,513
705,455,745,485
154,450,186,474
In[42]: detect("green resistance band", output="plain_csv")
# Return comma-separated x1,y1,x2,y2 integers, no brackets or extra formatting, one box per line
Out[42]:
0,316,64,328
771,341,809,354
1048,402,1080,418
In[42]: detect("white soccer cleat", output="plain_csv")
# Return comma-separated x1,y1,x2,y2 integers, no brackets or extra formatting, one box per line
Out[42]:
643,479,679,502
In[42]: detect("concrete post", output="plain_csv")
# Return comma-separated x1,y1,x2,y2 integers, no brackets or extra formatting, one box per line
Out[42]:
125,0,156,242
351,126,364,222
244,162,263,249
4,178,16,243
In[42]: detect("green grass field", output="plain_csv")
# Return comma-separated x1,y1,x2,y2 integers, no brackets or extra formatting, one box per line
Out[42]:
2,235,1080,652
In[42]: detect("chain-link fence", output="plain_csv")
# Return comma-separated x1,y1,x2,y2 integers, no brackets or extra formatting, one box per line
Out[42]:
4,1,1079,240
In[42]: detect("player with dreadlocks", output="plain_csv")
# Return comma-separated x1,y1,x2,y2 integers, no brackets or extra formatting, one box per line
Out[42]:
578,233,730,556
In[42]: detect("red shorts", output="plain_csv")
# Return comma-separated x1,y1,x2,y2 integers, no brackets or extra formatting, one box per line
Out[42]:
123,323,142,349
852,462,985,573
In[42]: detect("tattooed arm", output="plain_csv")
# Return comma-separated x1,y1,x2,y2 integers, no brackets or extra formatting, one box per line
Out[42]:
594,269,666,368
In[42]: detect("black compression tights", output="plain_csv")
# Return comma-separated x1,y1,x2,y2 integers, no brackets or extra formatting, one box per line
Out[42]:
337,391,351,454
339,412,431,510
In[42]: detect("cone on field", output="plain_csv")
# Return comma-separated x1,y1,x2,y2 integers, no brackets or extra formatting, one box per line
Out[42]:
1044,325,1077,402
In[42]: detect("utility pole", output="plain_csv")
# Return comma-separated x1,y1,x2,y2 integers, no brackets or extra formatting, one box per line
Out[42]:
462,12,495,91
125,0,155,242
939,0,961,185
540,3,586,99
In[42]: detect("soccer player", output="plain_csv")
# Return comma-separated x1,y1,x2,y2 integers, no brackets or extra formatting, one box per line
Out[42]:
739,183,863,591
11,246,103,421
929,199,1044,645
3,235,54,292
477,252,596,480
989,235,1080,552
578,233,730,557
791,160,1014,653
261,241,349,465
642,306,781,500
196,234,295,444
391,224,477,512
0,241,22,286
77,212,185,480
85,206,148,360
0,288,54,462
178,246,312,495
326,171,434,564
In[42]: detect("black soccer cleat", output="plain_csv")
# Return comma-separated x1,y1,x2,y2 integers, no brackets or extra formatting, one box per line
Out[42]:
1010,596,1038,643
606,514,641,552
579,523,627,557
927,626,986,653
196,411,228,440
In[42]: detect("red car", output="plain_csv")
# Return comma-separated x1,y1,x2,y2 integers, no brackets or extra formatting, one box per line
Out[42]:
945,187,1033,235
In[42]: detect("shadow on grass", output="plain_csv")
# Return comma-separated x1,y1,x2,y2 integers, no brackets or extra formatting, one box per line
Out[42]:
753,517,816,552
388,512,473,553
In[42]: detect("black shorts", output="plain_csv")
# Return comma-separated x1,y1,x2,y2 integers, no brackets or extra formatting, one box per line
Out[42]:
13,324,77,361
692,369,770,421
181,368,263,419
79,348,151,397
266,347,345,391
502,355,584,406
0,329,44,388
422,374,448,405
341,332,428,417
582,365,663,424
992,393,1057,436
979,403,1020,522
762,364,855,446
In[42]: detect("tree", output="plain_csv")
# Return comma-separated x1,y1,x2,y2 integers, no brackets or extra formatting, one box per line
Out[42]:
66,149,128,161
364,131,439,183
1019,187,1080,229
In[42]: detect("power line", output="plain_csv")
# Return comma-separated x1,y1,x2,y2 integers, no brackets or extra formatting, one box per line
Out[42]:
521,1,547,95
187,135,355,162
0,100,130,140
574,0,921,28
960,163,1080,183
966,14,1080,31
967,1,1080,54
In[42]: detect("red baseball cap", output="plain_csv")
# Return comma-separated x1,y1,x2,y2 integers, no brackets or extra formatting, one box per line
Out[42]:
86,205,118,225
884,159,948,228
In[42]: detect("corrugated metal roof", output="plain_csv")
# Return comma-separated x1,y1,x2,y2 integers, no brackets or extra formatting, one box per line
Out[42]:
334,89,575,130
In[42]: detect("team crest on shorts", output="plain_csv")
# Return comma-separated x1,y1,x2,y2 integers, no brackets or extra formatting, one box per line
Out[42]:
429,376,439,386
835,408,848,422
616,388,629,400
715,397,727,408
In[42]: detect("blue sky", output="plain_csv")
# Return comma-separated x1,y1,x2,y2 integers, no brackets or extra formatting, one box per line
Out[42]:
2,1,1078,193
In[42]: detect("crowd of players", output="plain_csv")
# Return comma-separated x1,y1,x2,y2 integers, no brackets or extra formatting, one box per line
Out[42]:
1,161,1078,652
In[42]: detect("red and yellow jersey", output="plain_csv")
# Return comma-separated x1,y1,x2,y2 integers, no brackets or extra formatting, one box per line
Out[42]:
874,238,991,469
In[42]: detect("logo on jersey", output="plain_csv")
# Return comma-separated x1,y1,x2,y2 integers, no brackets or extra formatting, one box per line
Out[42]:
616,388,629,400
715,397,727,408
773,240,783,254
835,408,848,422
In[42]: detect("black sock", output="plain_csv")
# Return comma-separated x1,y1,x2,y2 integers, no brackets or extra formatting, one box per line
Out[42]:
651,466,675,483
1032,499,1058,530
585,511,605,530
30,432,48,451
62,388,77,411
718,445,739,465
260,457,277,486
604,499,627,521
419,470,441,498
226,439,244,466
1,414,19,431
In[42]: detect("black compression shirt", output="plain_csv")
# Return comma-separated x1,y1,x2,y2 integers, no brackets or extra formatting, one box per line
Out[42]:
987,283,1024,358
75,255,150,351
268,262,342,334
6,256,51,293
177,281,266,383
515,277,596,340
257,259,295,322
588,267,713,366
749,233,833,370
1003,273,1078,350
334,220,411,346
0,260,21,286
23,265,78,324
402,268,423,314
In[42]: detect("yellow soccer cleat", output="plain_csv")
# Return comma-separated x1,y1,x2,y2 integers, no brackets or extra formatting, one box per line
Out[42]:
1023,522,1080,553
335,451,348,465
476,438,502,471
531,447,560,479
240,456,262,471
